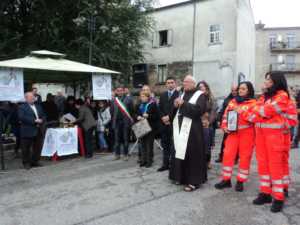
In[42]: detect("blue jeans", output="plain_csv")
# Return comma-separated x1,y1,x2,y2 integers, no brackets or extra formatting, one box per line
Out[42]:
98,131,108,149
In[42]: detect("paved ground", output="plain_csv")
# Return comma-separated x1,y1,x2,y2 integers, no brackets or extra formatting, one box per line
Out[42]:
0,131,299,225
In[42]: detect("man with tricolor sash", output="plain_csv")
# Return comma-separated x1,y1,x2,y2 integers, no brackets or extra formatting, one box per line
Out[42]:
169,75,208,192
111,86,134,161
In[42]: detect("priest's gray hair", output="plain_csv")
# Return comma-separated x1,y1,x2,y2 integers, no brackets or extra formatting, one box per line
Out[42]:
184,75,197,84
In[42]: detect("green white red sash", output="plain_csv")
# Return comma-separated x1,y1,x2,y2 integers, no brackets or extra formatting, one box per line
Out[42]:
114,97,134,122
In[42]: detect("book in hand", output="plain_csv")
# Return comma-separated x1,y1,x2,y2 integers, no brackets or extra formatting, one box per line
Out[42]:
227,110,238,131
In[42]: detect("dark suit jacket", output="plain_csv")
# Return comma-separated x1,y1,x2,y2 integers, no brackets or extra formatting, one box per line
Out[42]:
111,96,134,129
76,105,97,131
159,90,179,123
18,103,46,138
35,94,42,105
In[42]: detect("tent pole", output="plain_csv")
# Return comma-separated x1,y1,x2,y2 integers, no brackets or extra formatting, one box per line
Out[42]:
73,82,76,98
0,110,5,170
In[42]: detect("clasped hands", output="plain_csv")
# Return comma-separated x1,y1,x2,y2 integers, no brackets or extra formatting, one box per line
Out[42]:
174,98,184,108
137,113,149,121
35,119,43,124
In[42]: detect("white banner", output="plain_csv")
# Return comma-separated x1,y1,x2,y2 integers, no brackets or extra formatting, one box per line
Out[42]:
0,68,24,101
41,129,57,157
56,128,78,156
92,74,112,100
41,128,78,157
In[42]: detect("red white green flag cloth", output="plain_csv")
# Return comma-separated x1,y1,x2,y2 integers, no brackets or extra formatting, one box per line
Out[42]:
114,97,134,122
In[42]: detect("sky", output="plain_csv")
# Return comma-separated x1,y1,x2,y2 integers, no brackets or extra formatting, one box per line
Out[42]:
157,0,300,28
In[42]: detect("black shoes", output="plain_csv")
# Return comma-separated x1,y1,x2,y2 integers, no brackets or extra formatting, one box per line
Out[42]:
253,193,272,205
145,163,152,168
157,166,169,172
31,162,43,167
215,180,232,189
235,181,244,192
23,164,31,170
140,163,152,168
253,193,284,213
271,200,284,213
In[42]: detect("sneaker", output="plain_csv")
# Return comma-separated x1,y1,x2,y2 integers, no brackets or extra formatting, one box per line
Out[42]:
235,181,244,192
271,200,284,213
123,155,129,161
253,193,272,205
215,180,232,190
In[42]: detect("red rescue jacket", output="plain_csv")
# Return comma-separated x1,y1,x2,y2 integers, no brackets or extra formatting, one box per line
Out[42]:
247,90,289,129
221,98,257,130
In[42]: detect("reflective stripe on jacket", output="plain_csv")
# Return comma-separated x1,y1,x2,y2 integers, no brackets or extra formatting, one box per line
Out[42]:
247,90,289,129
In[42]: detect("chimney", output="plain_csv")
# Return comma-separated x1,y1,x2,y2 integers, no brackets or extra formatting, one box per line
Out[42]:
255,20,265,30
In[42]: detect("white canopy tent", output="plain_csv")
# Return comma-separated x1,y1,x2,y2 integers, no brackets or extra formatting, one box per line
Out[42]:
0,50,119,74
0,50,120,83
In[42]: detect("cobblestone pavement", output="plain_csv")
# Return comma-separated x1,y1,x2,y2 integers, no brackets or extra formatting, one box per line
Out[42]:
0,131,299,225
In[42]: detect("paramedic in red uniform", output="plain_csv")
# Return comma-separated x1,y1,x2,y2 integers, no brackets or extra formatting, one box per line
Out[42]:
215,81,256,192
282,97,298,197
248,71,290,213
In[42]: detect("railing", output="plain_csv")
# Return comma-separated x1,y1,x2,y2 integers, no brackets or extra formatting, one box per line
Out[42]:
270,63,300,72
270,41,300,51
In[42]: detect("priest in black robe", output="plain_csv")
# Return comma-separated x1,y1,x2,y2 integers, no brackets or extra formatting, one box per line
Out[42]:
169,75,207,192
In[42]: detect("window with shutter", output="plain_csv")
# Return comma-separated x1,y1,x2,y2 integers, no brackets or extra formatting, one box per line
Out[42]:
158,65,167,83
159,30,168,47
167,29,173,46
209,24,221,45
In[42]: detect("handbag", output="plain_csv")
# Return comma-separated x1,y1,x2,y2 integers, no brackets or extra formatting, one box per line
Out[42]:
132,118,152,139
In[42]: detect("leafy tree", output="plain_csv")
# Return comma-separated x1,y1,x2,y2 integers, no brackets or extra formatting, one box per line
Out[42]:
0,0,154,85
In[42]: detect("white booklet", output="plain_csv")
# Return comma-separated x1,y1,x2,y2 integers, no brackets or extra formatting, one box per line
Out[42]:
60,113,77,123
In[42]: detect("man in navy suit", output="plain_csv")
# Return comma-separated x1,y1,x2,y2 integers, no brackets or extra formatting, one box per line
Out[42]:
157,77,179,172
18,92,46,169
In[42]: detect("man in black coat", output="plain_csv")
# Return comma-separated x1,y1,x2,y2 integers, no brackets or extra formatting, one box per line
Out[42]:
157,77,179,172
18,92,46,169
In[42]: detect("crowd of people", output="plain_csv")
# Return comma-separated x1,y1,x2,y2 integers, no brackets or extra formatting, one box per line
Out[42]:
0,70,299,214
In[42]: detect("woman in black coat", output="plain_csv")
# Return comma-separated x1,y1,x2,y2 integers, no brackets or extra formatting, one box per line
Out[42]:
136,91,160,168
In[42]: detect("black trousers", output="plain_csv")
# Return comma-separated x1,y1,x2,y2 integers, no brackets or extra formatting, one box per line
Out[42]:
21,128,43,165
160,125,174,167
84,127,95,157
114,122,129,156
141,131,154,165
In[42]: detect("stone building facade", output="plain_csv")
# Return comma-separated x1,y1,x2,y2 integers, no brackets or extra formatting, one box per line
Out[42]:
256,23,300,92
136,0,256,98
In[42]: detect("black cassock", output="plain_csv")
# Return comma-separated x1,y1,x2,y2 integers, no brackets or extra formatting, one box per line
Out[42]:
169,89,207,185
